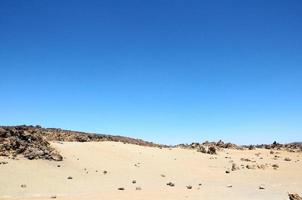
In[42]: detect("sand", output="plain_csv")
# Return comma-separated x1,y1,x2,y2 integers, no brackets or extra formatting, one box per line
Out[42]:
0,141,301,200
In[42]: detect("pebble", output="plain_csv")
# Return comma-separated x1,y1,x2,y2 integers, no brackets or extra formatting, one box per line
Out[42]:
259,185,265,190
166,182,175,187
284,157,291,161
186,185,192,189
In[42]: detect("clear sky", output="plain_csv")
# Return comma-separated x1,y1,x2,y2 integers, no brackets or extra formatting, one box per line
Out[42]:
0,0,301,145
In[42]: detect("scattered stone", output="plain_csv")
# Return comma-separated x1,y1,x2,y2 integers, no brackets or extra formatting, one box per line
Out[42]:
52,154,63,161
225,170,230,174
186,185,192,189
67,176,73,179
132,180,136,184
246,164,256,169
50,195,57,199
161,174,166,177
289,193,302,200
198,183,202,186
231,163,239,171
241,158,252,162
20,184,27,188
227,184,232,188
270,150,274,154
103,170,108,174
259,185,265,190
272,164,279,169
166,182,175,187
135,186,142,190
257,164,267,170
284,157,291,161
0,161,8,165
57,165,61,168
118,187,125,190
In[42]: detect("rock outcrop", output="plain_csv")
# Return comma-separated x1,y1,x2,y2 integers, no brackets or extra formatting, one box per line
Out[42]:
0,126,62,161
0,125,167,161
176,140,240,154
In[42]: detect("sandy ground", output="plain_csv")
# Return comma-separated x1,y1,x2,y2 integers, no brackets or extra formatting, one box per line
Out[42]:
0,141,301,200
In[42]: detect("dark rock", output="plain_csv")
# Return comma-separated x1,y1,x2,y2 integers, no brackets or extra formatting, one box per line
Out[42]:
166,182,175,187
196,145,207,153
284,157,292,161
257,164,267,170
289,193,302,200
240,158,252,162
208,146,217,154
246,164,256,169
272,164,279,169
51,153,63,161
231,163,239,171
186,185,192,189
0,126,63,161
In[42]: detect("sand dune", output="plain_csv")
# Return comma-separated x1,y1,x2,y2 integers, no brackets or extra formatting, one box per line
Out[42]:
0,141,301,200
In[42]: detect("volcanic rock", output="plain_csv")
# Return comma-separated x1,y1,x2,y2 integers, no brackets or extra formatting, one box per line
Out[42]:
289,193,302,200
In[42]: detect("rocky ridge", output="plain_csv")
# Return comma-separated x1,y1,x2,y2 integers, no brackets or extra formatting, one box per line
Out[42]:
0,125,167,161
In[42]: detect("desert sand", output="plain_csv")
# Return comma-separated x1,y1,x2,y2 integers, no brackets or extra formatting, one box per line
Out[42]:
0,141,301,200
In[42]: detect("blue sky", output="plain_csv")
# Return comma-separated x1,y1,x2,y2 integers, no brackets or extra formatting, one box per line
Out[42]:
0,0,301,145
